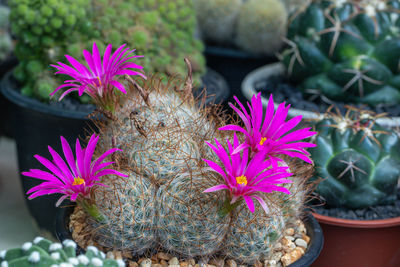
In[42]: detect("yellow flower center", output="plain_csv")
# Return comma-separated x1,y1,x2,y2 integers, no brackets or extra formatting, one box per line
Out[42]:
72,177,85,186
236,175,248,186
259,137,267,146
97,76,102,86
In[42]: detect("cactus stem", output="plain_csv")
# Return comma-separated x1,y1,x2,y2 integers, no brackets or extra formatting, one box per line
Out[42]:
218,197,242,218
337,157,366,182
130,112,147,138
77,199,107,223
183,58,194,102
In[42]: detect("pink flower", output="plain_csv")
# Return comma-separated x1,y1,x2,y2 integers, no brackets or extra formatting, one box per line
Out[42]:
203,135,293,213
51,42,145,110
22,134,128,207
219,93,317,164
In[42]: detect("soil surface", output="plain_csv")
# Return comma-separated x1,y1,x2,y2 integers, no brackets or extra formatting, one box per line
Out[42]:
255,75,400,117
311,190,400,220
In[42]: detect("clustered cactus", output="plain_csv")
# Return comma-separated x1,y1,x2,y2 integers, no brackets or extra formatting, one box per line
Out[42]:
84,68,313,264
22,40,316,264
282,0,400,106
0,3,12,62
309,107,400,209
10,0,205,102
0,237,124,267
194,0,288,55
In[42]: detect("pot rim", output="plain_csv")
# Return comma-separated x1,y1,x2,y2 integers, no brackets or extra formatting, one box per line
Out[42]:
312,212,400,228
0,71,92,119
241,62,400,128
205,44,275,60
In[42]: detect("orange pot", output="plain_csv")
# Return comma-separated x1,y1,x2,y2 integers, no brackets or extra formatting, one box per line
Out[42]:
311,213,400,267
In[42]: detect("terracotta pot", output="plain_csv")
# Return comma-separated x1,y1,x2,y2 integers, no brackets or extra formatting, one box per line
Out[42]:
311,212,400,267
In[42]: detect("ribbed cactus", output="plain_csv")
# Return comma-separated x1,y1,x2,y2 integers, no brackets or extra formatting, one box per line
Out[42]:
235,0,288,55
309,108,400,209
10,0,205,101
0,237,124,267
282,0,400,106
81,63,313,264
194,0,242,44
0,4,12,62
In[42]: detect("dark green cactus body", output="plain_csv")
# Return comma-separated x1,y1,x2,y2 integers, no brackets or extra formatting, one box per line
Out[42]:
283,0,400,106
310,114,400,209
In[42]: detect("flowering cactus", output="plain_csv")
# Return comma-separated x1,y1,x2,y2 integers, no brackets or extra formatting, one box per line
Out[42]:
25,43,316,264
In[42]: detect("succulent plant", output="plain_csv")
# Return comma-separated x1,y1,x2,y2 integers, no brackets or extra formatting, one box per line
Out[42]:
10,0,205,102
0,237,125,267
194,0,289,55
235,0,288,55
282,0,400,106
0,4,12,62
194,0,242,44
309,107,400,209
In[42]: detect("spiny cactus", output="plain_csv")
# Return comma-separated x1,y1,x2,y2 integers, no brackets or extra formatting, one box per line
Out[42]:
0,4,12,62
10,0,205,102
282,0,400,106
309,107,400,209
0,237,125,267
194,0,242,44
235,0,288,55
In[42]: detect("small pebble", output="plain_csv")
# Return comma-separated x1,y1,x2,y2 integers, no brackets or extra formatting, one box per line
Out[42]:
254,260,262,267
140,259,152,267
285,228,294,236
284,236,294,241
157,252,172,261
169,257,179,265
180,261,189,267
302,234,310,244
226,260,237,267
129,262,138,267
295,239,308,249
209,258,224,267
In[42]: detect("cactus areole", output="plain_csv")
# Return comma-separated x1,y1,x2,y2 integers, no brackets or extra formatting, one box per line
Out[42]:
22,43,317,264
310,107,400,209
282,0,400,106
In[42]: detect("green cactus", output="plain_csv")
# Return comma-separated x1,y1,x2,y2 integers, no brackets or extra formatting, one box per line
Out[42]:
74,67,313,264
0,4,12,62
235,0,288,55
0,237,125,267
194,0,242,44
282,0,400,106
10,0,205,102
309,108,400,209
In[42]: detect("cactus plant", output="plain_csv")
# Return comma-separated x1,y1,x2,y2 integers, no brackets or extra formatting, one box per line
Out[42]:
0,237,125,267
0,4,12,62
22,42,317,264
194,0,289,55
236,0,288,55
309,107,400,209
194,0,242,44
282,0,400,106
9,0,205,102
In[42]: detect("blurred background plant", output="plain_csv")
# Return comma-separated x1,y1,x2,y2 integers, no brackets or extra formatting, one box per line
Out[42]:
0,2,12,63
9,0,205,103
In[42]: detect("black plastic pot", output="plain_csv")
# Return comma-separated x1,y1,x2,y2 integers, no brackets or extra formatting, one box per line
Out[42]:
204,45,276,104
0,54,18,137
56,205,323,267
1,72,96,237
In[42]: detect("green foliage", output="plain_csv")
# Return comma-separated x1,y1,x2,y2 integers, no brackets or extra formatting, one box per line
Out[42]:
10,0,205,102
282,0,400,106
310,109,400,209
0,4,12,61
0,237,124,267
